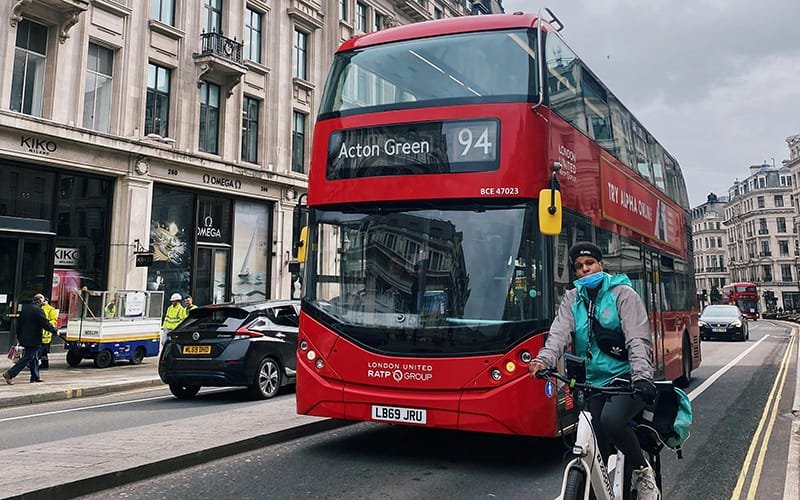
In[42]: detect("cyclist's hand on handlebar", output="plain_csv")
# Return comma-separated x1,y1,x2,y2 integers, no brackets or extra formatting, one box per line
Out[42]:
528,359,547,379
634,379,657,404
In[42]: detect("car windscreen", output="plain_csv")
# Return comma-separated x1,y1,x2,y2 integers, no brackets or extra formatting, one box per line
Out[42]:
266,305,300,327
700,306,740,320
178,307,250,332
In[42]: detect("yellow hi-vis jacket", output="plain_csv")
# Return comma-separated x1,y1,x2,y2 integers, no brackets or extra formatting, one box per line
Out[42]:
42,303,58,344
162,304,187,330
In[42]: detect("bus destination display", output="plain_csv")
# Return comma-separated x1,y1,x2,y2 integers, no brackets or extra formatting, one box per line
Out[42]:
327,119,499,179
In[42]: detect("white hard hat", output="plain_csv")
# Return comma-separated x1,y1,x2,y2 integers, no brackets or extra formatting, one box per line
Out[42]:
170,293,182,302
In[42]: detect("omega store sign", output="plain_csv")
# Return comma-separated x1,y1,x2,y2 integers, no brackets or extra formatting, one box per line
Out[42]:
149,164,270,197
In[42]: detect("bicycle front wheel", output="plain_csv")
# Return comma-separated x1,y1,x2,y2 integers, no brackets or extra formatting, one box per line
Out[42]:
563,467,588,500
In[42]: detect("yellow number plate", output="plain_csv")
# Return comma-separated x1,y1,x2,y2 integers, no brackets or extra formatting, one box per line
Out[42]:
182,345,211,355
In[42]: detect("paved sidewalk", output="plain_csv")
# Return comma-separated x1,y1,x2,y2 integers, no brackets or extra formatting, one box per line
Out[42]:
0,347,162,409
0,395,343,499
0,346,345,499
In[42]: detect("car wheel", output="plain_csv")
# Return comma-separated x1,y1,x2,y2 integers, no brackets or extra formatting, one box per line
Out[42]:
130,346,146,365
66,349,82,367
169,383,201,399
250,356,282,400
93,349,113,368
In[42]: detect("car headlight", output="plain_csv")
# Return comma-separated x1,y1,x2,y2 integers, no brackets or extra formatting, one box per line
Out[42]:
698,320,706,328
731,319,742,327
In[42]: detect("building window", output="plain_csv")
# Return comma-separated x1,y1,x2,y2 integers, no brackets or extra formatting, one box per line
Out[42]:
244,8,263,63
762,265,772,282
11,19,48,117
434,7,443,19
292,111,306,173
374,12,383,31
204,0,222,33
83,43,114,133
757,196,765,208
779,240,789,257
775,195,784,207
293,29,308,80
339,0,347,21
782,264,793,282
356,3,367,32
241,96,260,164
145,63,171,136
151,0,175,25
778,217,787,233
199,82,220,154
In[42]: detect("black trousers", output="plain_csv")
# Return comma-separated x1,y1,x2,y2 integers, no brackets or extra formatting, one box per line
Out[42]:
587,392,647,469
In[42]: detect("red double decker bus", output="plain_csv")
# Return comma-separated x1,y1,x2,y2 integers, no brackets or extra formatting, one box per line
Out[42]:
296,11,701,437
721,282,760,320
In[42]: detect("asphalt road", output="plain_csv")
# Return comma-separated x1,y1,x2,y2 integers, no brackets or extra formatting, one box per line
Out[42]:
15,320,794,500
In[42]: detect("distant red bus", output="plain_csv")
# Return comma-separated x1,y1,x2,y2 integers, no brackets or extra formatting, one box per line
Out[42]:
721,282,760,320
296,11,701,437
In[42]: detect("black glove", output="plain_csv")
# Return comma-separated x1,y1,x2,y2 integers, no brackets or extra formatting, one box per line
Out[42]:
633,379,657,405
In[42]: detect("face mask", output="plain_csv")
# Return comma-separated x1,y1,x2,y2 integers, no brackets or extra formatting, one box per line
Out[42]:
576,272,605,289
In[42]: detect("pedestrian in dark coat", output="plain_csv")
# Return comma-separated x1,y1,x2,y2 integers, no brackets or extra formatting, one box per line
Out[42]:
3,294,58,384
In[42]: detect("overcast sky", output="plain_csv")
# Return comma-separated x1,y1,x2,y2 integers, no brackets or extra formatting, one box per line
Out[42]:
501,0,800,207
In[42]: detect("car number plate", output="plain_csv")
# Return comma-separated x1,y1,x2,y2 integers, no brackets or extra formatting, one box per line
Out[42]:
372,405,427,424
712,328,727,333
182,345,211,355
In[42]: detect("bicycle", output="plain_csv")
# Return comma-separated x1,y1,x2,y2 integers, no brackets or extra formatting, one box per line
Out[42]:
536,354,665,500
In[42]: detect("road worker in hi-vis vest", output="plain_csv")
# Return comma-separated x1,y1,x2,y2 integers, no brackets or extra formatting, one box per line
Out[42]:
161,293,187,345
40,297,58,369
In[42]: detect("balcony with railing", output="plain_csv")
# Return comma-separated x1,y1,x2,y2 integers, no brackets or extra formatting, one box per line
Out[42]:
193,31,247,96
394,0,431,22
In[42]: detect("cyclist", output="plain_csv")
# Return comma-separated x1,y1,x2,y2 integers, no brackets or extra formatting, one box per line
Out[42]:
528,241,660,500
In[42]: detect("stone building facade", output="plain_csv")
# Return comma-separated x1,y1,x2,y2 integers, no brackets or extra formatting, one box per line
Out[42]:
690,192,728,308
0,0,488,348
723,163,800,311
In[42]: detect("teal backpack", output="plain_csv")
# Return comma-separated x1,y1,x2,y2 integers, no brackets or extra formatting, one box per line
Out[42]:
636,382,693,458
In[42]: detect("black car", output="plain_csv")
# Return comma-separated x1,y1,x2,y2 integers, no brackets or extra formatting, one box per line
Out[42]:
159,300,300,399
699,304,749,341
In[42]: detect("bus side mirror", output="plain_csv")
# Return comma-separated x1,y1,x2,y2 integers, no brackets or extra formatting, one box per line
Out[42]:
538,189,562,236
295,226,308,264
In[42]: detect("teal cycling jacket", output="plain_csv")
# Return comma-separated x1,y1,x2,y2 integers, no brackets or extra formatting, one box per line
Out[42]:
535,272,654,386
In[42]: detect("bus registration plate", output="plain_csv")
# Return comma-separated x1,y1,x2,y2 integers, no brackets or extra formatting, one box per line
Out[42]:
372,405,427,424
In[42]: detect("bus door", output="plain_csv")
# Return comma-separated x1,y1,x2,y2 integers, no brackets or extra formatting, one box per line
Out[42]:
644,251,665,379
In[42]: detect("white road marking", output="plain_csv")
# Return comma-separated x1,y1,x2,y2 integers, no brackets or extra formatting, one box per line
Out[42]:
0,387,231,423
687,335,769,401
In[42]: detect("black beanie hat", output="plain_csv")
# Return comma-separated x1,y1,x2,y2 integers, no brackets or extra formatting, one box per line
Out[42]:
568,241,603,265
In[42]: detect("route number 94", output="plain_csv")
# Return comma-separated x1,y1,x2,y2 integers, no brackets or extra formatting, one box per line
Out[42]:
457,127,492,157
444,120,498,164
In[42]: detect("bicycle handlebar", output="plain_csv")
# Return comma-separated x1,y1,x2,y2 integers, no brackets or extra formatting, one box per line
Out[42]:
535,368,636,397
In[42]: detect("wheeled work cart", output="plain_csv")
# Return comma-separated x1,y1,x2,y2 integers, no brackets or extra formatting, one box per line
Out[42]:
64,290,164,368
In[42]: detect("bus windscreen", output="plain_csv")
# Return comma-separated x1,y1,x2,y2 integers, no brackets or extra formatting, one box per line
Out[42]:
304,202,550,355
319,29,537,117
